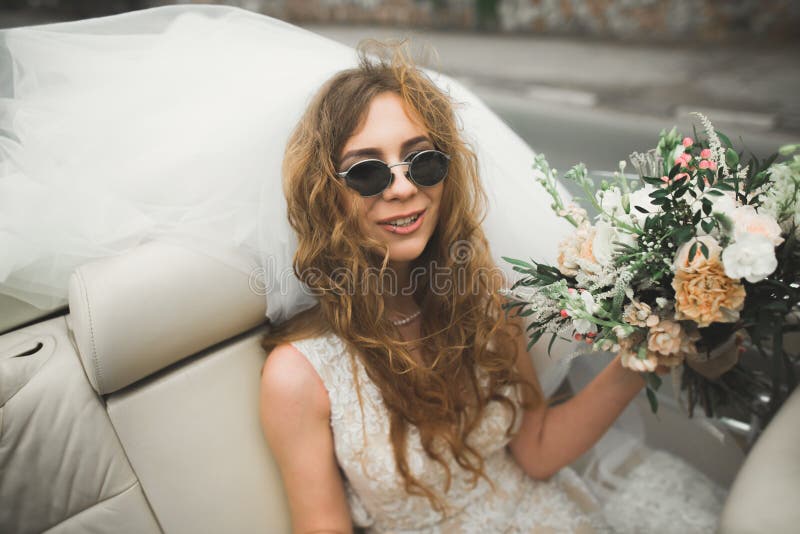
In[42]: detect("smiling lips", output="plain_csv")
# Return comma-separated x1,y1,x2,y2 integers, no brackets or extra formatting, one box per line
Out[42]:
377,208,426,224
378,209,426,234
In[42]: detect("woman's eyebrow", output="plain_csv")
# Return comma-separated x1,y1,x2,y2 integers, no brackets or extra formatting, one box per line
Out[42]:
339,135,432,167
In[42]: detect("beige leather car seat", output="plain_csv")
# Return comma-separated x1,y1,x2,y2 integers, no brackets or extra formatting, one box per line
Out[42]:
1,240,289,533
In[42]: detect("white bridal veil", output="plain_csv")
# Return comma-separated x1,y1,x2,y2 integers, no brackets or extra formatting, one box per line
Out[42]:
0,4,578,389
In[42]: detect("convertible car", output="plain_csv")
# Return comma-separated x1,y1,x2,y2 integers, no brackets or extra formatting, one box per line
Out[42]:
1,239,798,533
0,5,798,534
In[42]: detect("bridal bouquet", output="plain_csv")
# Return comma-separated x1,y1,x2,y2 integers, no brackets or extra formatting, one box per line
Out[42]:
501,113,799,435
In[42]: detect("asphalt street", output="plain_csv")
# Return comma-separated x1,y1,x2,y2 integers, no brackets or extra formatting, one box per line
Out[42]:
308,24,799,170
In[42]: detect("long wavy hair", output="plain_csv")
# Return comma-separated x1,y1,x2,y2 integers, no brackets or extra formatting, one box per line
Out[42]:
261,39,542,513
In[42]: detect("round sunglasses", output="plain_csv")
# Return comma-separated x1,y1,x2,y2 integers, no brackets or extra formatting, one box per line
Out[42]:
336,149,450,197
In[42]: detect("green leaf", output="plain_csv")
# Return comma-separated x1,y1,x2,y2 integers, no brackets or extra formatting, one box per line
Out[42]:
716,130,733,149
701,219,714,233
502,256,533,269
700,242,709,259
547,333,558,356
714,212,733,232
646,372,663,390
689,242,698,260
646,388,659,414
715,182,735,191
725,148,740,168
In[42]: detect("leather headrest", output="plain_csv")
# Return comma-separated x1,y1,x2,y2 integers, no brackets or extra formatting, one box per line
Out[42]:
68,240,267,395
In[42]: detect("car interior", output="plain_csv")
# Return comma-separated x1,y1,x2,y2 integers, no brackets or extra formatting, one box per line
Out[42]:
1,234,798,533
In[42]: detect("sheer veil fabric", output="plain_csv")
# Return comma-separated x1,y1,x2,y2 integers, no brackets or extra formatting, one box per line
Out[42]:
1,5,570,387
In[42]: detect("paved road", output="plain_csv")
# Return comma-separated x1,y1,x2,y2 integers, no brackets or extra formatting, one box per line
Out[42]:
307,24,799,198
308,24,800,136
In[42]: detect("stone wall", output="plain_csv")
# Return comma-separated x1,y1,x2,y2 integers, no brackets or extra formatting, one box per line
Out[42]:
170,0,800,42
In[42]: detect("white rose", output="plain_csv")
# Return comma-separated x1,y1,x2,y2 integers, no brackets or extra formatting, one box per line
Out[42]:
592,221,616,266
730,205,784,247
592,220,636,266
628,185,660,226
596,187,625,217
722,233,778,283
567,291,599,334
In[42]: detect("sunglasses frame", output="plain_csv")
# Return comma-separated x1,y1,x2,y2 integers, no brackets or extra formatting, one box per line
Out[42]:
336,149,451,197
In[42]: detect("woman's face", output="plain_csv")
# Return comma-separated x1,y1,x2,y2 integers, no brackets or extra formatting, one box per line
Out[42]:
338,91,444,264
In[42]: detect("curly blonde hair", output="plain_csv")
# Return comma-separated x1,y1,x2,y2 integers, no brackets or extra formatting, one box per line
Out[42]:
261,39,541,513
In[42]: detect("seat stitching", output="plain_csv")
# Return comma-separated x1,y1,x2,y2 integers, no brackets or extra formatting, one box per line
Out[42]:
41,480,160,533
76,269,104,393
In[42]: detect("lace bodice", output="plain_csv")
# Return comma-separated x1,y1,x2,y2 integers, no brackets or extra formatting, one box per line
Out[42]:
290,331,610,533
290,331,726,533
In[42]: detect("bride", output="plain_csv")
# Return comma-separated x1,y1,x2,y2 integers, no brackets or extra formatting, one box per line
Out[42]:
0,5,725,532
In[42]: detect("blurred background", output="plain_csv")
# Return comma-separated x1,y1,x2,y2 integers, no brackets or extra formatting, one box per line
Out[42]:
1,0,798,179
1,1,799,331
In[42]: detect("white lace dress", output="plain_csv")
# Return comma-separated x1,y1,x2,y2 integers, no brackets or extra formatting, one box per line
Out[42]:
290,332,726,534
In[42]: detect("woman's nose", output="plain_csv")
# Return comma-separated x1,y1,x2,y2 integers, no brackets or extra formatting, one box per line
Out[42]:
383,162,417,199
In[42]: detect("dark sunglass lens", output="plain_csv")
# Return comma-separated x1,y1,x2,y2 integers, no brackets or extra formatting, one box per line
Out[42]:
345,160,391,196
410,151,448,186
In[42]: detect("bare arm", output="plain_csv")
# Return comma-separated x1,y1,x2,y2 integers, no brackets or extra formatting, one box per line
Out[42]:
506,317,649,480
260,344,354,534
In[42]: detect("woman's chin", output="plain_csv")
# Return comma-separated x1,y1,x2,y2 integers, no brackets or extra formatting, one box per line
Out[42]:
386,240,428,263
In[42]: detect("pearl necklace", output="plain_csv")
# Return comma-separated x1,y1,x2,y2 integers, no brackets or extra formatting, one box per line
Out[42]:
389,309,421,326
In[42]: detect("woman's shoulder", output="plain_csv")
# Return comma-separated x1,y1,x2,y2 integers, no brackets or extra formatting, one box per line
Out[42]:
264,330,347,385
260,340,332,419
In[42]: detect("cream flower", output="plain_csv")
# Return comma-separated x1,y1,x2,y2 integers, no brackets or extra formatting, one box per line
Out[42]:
673,236,722,271
722,233,778,283
617,331,659,373
620,350,659,373
731,205,784,246
596,187,625,217
629,185,660,226
557,223,597,276
647,320,682,356
623,300,659,328
619,320,699,372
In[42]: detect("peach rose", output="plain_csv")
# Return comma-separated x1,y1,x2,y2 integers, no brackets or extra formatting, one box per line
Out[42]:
623,300,659,328
672,256,746,327
647,319,682,355
673,236,722,271
557,223,597,276
646,319,698,367
618,320,699,372
617,331,659,373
